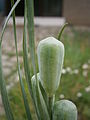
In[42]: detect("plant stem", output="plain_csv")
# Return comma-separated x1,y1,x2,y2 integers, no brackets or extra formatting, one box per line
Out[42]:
48,95,55,120
57,23,68,40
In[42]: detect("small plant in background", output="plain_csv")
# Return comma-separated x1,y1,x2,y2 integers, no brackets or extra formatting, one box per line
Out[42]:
0,0,77,120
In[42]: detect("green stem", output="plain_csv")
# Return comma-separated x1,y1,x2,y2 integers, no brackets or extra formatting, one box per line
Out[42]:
48,95,55,120
58,23,68,40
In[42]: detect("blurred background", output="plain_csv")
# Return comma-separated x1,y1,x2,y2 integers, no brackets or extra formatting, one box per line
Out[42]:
0,0,90,120
0,0,90,25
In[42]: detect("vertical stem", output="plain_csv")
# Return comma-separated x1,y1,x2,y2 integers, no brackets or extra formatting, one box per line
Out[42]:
48,95,55,120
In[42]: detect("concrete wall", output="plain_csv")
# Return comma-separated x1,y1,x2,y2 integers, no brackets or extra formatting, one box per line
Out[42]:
63,0,90,26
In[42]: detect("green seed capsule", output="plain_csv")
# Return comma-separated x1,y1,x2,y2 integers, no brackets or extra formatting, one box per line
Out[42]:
53,100,77,120
37,37,64,96
31,73,50,120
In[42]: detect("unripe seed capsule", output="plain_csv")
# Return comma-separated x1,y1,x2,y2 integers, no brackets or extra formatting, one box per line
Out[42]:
37,37,64,96
53,100,77,120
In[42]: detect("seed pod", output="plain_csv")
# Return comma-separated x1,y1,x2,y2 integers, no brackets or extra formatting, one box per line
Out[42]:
37,37,64,96
53,100,77,120
31,73,50,120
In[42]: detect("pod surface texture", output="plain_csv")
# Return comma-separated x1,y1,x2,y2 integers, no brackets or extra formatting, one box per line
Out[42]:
53,100,77,120
37,37,64,96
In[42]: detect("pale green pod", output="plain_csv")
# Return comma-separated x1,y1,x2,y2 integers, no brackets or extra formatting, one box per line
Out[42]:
53,100,77,120
31,73,50,120
37,37,64,96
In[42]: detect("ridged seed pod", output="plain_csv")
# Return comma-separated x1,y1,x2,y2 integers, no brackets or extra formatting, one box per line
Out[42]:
37,37,64,96
53,100,77,120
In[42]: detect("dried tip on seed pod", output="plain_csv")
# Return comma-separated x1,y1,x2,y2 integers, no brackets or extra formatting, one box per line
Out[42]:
37,37,64,96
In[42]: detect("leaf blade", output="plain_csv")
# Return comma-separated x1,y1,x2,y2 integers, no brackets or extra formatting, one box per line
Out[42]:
0,46,14,120
0,0,21,45
23,1,40,119
31,74,50,120
0,0,21,119
11,0,32,119
23,0,32,96
26,0,37,78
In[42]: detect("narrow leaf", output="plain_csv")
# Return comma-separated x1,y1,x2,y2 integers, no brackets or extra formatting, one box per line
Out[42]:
0,0,21,45
39,82,49,110
23,1,40,119
0,0,21,119
19,67,32,120
31,73,50,120
0,46,14,120
23,0,32,97
26,0,37,79
37,83,50,120
11,0,32,119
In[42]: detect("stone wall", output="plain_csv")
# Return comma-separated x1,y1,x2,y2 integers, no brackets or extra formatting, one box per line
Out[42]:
63,0,90,26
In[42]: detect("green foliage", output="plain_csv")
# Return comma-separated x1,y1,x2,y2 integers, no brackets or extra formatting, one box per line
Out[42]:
0,46,14,120
31,73,50,120
0,0,78,120
0,0,21,119
11,0,32,119
56,29,90,120
26,0,37,77
1,28,89,120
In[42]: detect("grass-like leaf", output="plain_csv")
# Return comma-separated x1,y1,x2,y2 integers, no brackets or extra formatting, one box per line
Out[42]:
23,0,32,97
26,0,37,79
23,1,40,119
0,0,21,45
11,0,32,119
18,67,32,120
0,46,14,120
39,82,49,110
0,0,21,119
36,82,50,120
31,74,50,120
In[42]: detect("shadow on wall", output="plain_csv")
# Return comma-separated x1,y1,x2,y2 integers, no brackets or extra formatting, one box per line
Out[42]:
0,0,5,24
0,0,5,14
5,0,63,16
